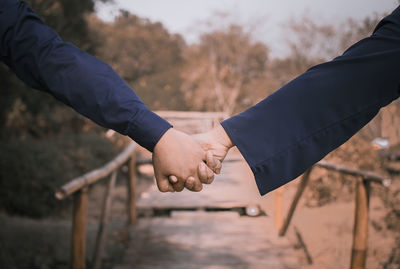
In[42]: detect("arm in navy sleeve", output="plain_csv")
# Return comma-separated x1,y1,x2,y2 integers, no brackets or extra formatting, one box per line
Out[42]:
221,6,400,195
0,0,171,151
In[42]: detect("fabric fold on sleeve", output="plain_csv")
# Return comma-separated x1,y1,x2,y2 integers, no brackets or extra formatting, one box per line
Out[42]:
0,0,171,151
222,6,400,195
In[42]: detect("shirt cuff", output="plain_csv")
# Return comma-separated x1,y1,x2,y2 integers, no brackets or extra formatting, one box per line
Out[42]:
126,109,172,152
220,119,270,195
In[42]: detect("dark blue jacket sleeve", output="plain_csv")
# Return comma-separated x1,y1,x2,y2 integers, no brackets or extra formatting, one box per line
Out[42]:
222,6,400,195
0,0,171,151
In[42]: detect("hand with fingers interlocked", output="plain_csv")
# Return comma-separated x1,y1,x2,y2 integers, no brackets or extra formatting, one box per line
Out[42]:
152,124,234,193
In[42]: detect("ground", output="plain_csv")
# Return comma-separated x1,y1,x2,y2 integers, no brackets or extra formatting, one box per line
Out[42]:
0,148,398,269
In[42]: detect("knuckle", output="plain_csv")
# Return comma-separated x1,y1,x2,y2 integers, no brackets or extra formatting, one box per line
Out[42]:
176,185,184,192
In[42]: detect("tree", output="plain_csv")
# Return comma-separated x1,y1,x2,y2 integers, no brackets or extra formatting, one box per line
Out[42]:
88,12,187,110
181,25,269,115
268,14,383,93
0,0,103,138
270,13,394,142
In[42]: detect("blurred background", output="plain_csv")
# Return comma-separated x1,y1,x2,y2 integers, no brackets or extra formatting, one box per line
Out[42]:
1,0,400,268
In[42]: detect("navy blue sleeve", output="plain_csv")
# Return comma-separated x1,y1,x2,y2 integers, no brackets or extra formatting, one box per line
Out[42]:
222,6,400,195
0,0,171,151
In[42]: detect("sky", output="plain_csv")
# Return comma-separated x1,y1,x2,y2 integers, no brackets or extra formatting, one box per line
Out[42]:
96,0,399,56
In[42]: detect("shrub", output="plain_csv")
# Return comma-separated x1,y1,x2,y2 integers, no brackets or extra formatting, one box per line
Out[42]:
0,132,118,218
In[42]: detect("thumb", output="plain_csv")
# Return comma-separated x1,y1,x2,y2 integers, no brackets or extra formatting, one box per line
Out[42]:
155,173,174,193
206,150,222,174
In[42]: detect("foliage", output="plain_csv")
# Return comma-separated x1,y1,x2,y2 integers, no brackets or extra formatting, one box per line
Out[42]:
0,133,118,218
272,14,382,85
181,25,269,114
26,0,96,51
0,1,394,220
0,0,101,138
0,65,20,130
87,12,187,110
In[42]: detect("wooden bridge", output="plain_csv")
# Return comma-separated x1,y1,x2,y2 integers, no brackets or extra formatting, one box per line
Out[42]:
55,111,390,269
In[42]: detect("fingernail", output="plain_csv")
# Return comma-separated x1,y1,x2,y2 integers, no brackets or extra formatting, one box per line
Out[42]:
170,176,178,183
186,176,194,185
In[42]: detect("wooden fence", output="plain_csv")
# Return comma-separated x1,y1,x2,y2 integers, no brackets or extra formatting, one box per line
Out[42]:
54,111,390,269
55,142,138,269
274,160,391,269
54,110,228,269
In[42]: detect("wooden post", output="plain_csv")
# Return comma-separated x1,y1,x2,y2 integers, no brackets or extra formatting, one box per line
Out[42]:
92,171,117,269
71,187,88,269
274,186,284,230
350,177,370,269
294,226,313,264
279,168,313,236
128,154,137,225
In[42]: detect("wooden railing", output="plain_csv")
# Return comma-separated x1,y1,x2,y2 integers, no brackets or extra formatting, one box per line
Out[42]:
55,142,138,269
55,108,389,269
54,111,228,269
274,160,391,269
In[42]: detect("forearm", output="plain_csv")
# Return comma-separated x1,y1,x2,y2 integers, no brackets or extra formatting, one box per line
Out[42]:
0,0,170,151
35,42,171,151
222,6,400,195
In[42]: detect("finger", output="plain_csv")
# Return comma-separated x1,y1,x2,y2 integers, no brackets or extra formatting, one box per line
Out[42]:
206,151,222,174
168,184,175,192
168,175,178,184
206,151,216,172
211,153,222,174
192,177,203,192
206,166,214,184
156,175,173,193
184,176,195,191
169,175,185,192
173,183,185,192
198,162,214,184
168,175,185,192
184,176,203,192
214,158,222,174
185,176,202,192
198,162,209,184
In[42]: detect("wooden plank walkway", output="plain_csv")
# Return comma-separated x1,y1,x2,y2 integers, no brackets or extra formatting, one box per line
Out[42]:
114,151,306,269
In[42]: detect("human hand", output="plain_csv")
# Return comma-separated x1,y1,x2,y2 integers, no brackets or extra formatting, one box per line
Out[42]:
152,128,216,192
192,123,235,174
167,123,234,191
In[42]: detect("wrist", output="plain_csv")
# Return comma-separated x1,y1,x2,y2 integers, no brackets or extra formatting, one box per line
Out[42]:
154,127,175,152
209,123,234,149
127,109,172,152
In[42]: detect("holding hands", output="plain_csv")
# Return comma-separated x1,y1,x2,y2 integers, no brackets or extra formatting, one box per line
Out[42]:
152,124,234,193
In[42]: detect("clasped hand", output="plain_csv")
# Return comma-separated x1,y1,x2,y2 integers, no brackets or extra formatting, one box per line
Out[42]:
152,124,234,192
